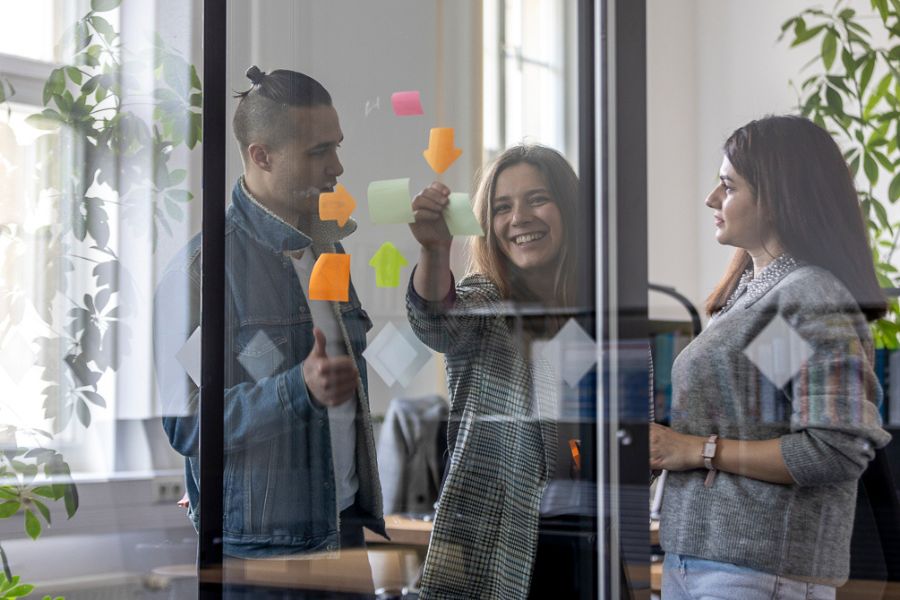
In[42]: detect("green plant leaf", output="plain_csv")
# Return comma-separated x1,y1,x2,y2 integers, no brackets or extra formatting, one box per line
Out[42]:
864,153,879,185
841,48,856,76
24,110,63,130
6,584,34,598
81,391,106,408
825,86,844,114
872,195,891,229
873,0,889,21
859,56,876,95
31,498,51,525
188,111,202,149
0,502,20,518
63,483,78,519
190,65,202,90
791,24,827,47
822,30,838,70
890,172,900,203
75,398,91,428
42,68,65,105
89,15,117,43
31,486,55,499
91,0,121,11
65,66,83,86
23,509,40,540
849,153,861,177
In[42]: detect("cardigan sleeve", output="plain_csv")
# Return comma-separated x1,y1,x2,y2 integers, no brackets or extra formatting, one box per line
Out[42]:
777,268,892,487
406,269,500,355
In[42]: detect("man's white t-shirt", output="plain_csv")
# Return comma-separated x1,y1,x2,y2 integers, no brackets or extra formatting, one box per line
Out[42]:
291,250,359,512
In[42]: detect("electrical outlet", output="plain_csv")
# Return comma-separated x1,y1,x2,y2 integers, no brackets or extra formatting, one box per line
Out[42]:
152,476,185,505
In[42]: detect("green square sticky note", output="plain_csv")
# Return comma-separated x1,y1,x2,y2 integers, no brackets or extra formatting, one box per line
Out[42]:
443,193,484,237
367,178,414,224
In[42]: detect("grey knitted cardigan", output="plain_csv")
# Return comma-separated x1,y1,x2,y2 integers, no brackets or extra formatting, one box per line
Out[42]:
660,257,892,585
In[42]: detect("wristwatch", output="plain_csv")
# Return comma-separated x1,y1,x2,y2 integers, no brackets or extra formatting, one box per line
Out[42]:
701,434,718,488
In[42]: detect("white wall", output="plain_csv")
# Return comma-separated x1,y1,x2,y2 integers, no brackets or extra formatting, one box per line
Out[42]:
647,0,872,321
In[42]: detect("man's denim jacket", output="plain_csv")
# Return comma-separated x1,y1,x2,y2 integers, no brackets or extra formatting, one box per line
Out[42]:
155,179,386,557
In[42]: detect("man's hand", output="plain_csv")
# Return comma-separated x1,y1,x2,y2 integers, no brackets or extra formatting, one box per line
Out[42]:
302,328,358,407
649,423,704,472
410,182,453,251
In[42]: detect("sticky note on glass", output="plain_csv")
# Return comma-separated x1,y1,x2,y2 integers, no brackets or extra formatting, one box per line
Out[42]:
443,193,484,236
369,242,409,288
319,184,356,226
309,253,351,302
423,127,462,174
367,178,414,224
391,91,424,116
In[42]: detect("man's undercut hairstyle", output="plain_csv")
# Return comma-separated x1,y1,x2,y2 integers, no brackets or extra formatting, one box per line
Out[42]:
232,66,332,156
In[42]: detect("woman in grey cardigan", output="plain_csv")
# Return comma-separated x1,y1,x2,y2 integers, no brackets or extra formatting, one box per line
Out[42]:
406,145,580,599
651,115,892,598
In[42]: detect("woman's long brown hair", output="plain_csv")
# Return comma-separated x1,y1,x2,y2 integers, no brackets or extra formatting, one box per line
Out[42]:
705,115,886,320
468,144,579,308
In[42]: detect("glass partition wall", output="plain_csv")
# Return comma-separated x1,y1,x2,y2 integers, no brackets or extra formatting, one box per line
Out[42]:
190,0,650,598
0,0,657,598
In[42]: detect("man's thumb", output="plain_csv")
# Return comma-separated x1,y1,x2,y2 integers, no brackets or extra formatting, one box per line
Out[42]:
311,327,328,357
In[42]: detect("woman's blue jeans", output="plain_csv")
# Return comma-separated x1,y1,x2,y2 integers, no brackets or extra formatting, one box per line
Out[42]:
662,553,836,600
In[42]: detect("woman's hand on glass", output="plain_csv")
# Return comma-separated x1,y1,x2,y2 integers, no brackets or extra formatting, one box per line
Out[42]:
649,423,704,472
410,182,453,251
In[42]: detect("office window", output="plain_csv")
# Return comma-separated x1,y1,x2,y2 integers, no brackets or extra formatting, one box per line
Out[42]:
483,0,576,161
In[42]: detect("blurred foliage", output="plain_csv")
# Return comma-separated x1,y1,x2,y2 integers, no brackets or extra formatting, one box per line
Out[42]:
0,0,201,596
781,0,900,347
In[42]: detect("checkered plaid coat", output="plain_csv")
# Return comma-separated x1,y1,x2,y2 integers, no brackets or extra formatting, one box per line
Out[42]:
407,273,559,599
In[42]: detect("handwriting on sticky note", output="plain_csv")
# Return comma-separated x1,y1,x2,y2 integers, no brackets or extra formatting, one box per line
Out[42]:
423,128,462,174
367,178,414,224
309,253,351,302
443,193,484,236
368,242,409,288
319,184,357,227
391,91,424,116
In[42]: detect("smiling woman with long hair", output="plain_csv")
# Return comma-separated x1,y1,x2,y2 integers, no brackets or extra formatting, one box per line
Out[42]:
405,144,580,599
650,115,892,598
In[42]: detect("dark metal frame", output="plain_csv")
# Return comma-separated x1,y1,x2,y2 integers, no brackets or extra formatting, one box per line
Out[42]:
199,0,226,595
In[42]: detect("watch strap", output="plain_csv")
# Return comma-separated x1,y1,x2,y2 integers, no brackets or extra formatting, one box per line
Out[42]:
702,434,718,488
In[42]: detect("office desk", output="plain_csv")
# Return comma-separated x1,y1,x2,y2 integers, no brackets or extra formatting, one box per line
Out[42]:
365,515,433,547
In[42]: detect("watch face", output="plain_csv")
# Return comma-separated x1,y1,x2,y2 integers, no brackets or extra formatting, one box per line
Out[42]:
703,442,716,456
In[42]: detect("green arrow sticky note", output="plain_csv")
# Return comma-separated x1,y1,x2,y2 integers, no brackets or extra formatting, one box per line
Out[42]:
443,193,484,236
367,178,414,224
368,242,409,288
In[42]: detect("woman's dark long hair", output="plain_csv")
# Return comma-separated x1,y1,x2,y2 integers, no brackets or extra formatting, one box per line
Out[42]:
705,115,886,321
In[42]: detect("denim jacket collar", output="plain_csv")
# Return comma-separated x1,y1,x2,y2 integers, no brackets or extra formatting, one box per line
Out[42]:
230,177,358,255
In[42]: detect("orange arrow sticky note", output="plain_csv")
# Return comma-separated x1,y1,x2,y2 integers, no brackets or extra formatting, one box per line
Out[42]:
423,127,462,174
309,253,351,302
319,184,356,227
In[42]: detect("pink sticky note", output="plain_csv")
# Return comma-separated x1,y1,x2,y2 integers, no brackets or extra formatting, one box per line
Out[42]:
391,91,424,116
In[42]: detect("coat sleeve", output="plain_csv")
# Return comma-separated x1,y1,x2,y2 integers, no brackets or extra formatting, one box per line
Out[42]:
405,269,498,355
